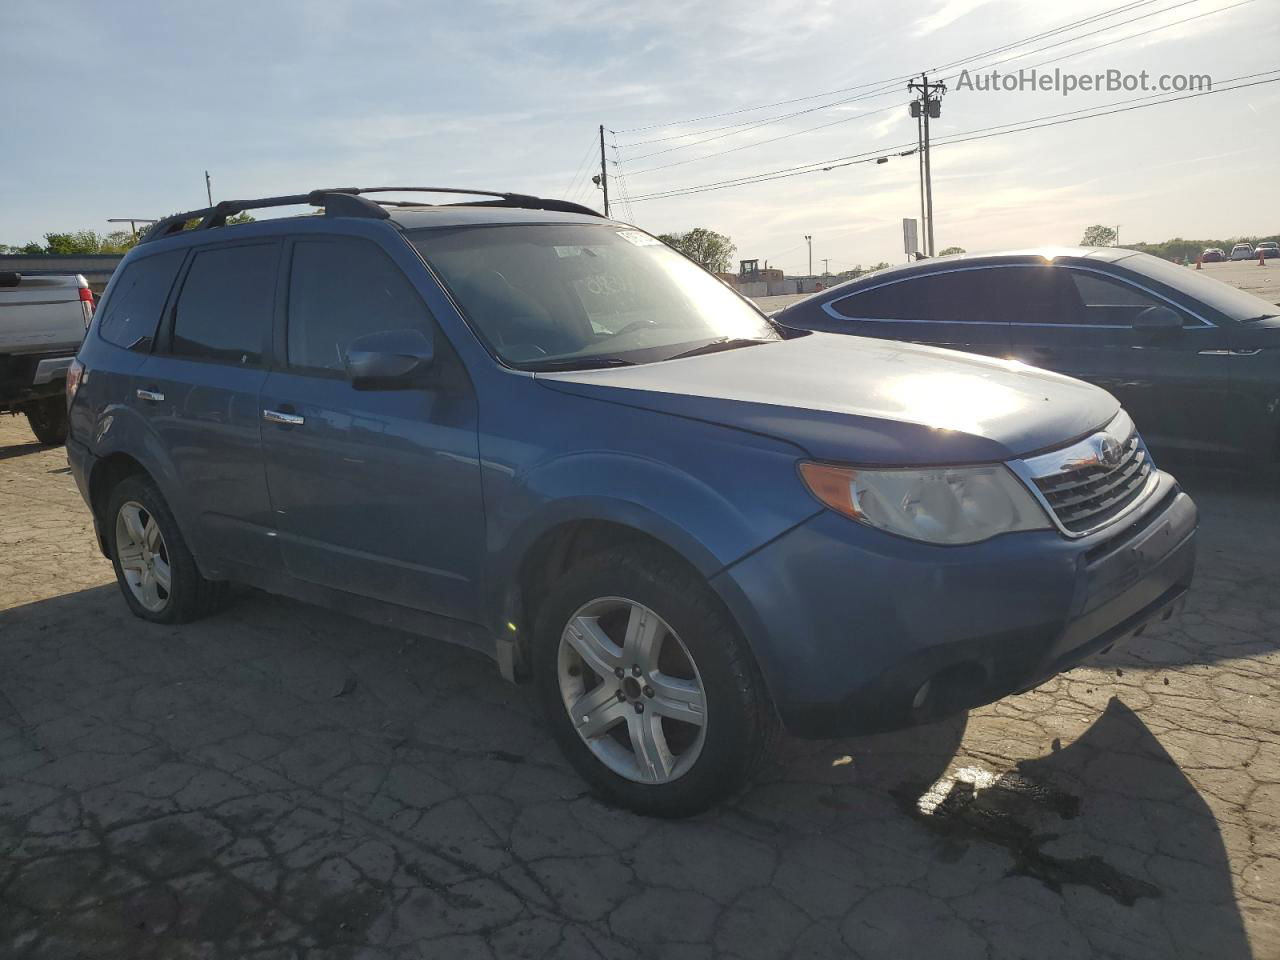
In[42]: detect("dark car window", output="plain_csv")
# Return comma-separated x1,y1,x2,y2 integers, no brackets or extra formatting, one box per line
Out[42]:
98,250,185,351
1067,271,1196,328
287,239,434,372
979,266,1077,325
830,270,999,323
171,244,277,365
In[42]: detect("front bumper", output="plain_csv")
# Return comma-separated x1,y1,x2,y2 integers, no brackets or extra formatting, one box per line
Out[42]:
712,470,1197,739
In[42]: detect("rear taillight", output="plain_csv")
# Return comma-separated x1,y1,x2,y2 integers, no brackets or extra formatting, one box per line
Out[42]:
66,358,85,403
79,284,95,328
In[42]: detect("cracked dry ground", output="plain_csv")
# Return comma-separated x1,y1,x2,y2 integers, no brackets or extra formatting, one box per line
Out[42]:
1,416,1277,960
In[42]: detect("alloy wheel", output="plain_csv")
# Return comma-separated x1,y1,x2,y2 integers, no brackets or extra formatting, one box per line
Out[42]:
556,596,707,784
115,501,172,613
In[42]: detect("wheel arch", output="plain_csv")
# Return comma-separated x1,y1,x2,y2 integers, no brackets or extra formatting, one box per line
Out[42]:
495,500,732,681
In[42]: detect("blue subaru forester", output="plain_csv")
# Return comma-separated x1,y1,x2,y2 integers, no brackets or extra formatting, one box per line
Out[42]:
66,188,1197,816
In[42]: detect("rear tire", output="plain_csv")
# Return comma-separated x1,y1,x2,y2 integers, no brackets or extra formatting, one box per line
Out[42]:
25,397,67,445
106,474,228,624
533,544,776,817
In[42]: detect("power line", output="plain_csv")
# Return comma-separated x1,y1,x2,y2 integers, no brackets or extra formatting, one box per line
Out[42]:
561,134,600,200
625,100,906,177
626,71,1280,202
614,0,1227,179
612,0,1177,140
936,0,1236,85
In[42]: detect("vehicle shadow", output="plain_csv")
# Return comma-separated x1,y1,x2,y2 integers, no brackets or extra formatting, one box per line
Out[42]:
0,438,52,461
0,584,1258,959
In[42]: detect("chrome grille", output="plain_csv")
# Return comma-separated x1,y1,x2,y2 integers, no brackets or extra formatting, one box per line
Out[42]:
1018,411,1155,536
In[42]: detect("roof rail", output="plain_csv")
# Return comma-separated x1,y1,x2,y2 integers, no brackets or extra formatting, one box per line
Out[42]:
139,186,604,245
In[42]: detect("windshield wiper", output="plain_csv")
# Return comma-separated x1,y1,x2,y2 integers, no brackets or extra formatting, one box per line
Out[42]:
523,356,636,371
1239,313,1277,323
665,337,771,361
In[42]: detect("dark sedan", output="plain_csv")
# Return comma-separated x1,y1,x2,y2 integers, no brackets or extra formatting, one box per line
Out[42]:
775,248,1280,460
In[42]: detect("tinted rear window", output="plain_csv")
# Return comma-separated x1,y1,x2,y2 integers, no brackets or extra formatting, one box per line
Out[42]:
172,244,277,365
832,269,999,323
97,251,185,350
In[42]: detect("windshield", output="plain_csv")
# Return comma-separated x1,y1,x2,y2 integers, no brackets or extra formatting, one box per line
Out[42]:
408,224,777,368
1122,251,1278,321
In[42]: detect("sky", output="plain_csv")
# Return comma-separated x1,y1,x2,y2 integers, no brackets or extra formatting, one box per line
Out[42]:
1,0,1277,274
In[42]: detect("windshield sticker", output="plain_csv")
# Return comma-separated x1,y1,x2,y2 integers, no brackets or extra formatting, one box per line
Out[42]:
616,230,661,247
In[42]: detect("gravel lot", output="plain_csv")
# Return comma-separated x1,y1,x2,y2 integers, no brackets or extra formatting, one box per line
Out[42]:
1,412,1278,959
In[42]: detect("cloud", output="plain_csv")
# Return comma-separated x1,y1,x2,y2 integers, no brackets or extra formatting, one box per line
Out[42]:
913,0,998,36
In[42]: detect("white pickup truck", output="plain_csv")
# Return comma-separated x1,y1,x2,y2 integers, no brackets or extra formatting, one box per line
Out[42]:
0,271,94,444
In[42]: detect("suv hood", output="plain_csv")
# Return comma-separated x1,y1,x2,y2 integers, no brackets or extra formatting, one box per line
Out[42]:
535,333,1119,465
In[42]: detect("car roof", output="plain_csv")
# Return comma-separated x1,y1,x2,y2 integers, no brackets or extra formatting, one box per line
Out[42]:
828,246,1137,285
386,205,618,231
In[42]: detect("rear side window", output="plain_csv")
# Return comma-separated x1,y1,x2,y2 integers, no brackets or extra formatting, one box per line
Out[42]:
286,239,433,372
98,251,184,350
831,270,997,323
171,244,277,365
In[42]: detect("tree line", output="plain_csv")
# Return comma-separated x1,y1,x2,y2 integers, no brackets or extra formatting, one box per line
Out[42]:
1081,224,1280,261
1,214,256,256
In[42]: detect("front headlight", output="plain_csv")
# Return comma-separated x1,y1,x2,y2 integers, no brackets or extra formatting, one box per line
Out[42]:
798,461,1051,545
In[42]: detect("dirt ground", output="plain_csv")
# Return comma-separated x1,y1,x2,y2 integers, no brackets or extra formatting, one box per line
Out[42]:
1,414,1279,959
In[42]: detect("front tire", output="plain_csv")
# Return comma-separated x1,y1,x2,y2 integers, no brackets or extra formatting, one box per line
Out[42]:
25,397,67,445
534,545,775,817
106,474,227,624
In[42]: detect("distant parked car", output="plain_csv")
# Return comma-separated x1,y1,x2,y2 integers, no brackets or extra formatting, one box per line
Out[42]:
1201,248,1225,263
0,271,94,444
775,247,1280,460
1231,243,1255,261
1256,241,1279,260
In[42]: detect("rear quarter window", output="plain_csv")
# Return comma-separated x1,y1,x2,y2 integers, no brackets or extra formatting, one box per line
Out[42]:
97,251,185,350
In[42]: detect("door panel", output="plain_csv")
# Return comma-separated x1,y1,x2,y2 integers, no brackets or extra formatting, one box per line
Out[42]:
1003,266,1231,452
821,268,1011,358
260,236,484,621
135,241,280,570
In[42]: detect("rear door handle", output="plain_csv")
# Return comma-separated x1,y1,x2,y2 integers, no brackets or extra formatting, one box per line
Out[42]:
135,388,165,402
263,408,305,426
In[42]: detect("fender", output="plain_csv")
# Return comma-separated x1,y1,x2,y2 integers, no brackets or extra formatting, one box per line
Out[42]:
84,400,219,572
481,443,822,674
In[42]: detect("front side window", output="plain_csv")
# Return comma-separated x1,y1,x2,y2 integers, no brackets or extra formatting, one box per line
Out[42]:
409,224,776,369
171,244,277,365
98,250,185,350
287,239,433,372
1067,271,1196,327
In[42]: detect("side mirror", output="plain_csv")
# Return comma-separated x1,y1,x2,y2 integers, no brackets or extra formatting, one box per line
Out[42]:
343,328,434,390
1132,306,1183,336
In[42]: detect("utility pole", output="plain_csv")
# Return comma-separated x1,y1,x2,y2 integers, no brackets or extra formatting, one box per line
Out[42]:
908,74,946,256
205,170,213,206
822,258,830,275
1115,224,1121,247
805,235,813,276
916,107,926,255
596,125,610,218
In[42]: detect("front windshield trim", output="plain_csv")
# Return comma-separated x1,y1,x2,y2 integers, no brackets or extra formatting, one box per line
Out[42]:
405,223,777,372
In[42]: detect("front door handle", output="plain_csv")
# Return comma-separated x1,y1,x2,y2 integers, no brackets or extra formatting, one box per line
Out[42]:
135,388,165,403
263,408,305,426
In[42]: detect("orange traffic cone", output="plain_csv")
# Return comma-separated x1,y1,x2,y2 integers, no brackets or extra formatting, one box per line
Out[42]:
1261,250,1267,267
1195,254,1203,270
